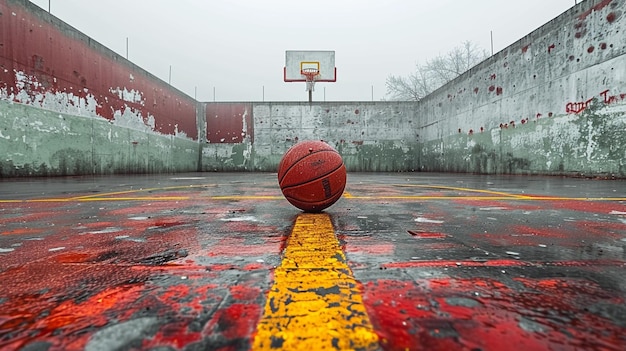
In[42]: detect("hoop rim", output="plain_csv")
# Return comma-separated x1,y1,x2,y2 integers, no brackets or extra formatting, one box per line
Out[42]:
301,68,320,81
284,67,336,83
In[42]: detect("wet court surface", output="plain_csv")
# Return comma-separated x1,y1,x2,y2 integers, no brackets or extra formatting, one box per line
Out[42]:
0,172,625,351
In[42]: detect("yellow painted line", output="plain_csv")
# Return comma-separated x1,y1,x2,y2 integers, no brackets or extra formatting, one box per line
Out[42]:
209,195,283,200
0,197,190,203
392,184,532,199
2,195,625,203
252,214,379,351
1,181,624,204
347,195,626,201
69,184,212,200
1,195,625,203
0,184,215,203
71,196,190,201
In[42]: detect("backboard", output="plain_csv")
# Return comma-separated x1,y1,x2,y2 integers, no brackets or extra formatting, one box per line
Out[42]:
284,50,336,82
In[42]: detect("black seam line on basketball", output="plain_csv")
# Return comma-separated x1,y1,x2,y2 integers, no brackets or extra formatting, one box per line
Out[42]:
279,163,344,190
278,149,340,184
280,164,344,191
283,186,344,202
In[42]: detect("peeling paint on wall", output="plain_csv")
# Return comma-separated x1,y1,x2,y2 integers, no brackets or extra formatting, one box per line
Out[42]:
0,0,198,140
1,0,625,177
205,103,253,144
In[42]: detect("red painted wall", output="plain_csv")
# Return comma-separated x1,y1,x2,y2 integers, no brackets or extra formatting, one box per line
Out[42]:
206,103,253,144
0,0,198,140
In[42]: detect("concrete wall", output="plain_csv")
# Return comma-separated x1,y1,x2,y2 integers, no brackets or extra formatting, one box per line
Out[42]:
199,102,418,172
0,100,199,176
415,0,626,176
1,0,625,177
197,0,625,177
0,0,199,176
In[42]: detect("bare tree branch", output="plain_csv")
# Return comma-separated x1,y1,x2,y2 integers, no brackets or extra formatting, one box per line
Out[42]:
385,41,489,101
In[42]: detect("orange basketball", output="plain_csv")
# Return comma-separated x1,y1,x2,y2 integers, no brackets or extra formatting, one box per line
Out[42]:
278,140,347,212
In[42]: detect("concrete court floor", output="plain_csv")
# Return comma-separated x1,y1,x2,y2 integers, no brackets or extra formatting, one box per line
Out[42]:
0,172,625,351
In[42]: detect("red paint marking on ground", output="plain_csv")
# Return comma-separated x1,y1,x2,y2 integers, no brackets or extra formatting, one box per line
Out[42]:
362,277,626,351
480,222,626,248
230,285,262,301
1,227,45,236
383,259,528,269
80,221,120,231
0,284,148,350
344,243,395,255
1,262,267,350
53,252,94,263
382,259,624,269
416,242,461,250
574,220,626,239
243,262,266,271
206,303,263,340
207,236,282,257
544,199,626,214
407,231,448,239
0,195,277,350
142,321,203,350
471,224,572,247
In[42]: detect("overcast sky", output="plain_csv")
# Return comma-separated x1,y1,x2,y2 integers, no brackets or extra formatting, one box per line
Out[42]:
29,0,576,102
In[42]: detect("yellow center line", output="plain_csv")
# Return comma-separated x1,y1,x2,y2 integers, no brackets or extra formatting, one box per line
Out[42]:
252,213,379,351
71,196,190,202
1,182,624,203
69,184,212,200
0,196,190,203
1,195,625,203
345,195,626,201
392,184,533,199
209,195,284,200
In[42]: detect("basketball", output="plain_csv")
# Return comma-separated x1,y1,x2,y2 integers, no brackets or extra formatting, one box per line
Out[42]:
278,140,347,212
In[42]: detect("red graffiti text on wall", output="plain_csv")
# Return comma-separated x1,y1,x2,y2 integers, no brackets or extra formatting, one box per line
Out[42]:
565,89,626,114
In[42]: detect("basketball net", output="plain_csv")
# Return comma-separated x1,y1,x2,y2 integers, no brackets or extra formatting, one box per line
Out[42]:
301,68,319,92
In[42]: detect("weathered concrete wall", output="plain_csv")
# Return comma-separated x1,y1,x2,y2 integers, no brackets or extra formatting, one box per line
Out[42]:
256,102,419,172
2,0,625,177
415,0,626,177
199,102,419,172
0,100,199,176
0,0,199,176
199,0,625,176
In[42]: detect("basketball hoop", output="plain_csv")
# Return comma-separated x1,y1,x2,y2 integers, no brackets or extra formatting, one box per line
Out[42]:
301,67,320,92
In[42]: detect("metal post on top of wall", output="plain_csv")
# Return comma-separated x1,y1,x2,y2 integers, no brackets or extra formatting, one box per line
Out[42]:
48,0,50,12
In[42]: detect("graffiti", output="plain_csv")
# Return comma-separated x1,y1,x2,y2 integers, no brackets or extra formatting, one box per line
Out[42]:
566,98,594,114
600,89,626,104
566,89,626,114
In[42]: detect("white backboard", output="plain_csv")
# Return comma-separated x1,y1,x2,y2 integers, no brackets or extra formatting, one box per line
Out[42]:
284,50,336,82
